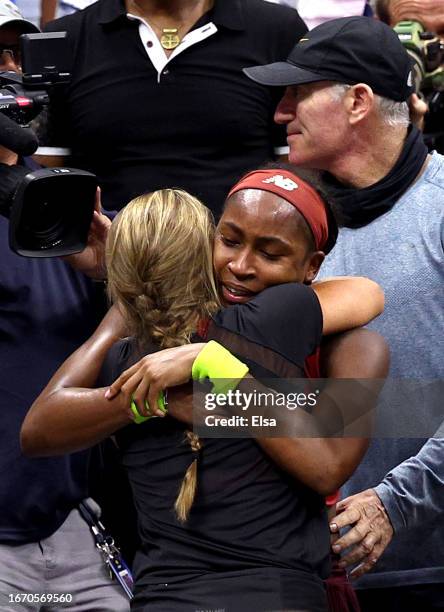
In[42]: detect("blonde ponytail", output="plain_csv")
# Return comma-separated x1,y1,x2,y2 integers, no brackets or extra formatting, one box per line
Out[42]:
174,432,203,523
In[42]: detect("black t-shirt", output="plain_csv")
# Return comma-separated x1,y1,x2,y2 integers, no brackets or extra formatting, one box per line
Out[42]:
99,284,329,610
43,0,306,216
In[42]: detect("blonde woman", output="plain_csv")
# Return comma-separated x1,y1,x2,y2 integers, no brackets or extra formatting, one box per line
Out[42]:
22,177,387,611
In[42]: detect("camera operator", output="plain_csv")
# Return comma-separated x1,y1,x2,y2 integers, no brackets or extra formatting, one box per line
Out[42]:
375,0,444,151
376,0,444,37
0,3,129,609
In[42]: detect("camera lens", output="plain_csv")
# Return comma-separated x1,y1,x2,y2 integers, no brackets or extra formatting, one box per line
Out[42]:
27,198,65,245
16,184,67,250
9,169,97,257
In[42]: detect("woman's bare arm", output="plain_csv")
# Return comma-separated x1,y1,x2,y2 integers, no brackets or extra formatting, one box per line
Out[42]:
313,277,384,335
105,328,388,496
106,278,384,407
20,306,133,456
254,329,388,495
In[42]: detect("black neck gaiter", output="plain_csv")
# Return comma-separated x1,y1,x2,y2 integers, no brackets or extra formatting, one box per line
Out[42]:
323,126,428,228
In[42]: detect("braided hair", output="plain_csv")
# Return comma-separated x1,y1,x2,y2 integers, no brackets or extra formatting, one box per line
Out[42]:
106,189,220,521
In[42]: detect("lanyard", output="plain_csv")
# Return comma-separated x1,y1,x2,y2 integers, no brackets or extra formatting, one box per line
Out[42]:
78,498,134,600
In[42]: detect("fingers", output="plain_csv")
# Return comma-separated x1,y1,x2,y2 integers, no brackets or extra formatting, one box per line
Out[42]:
130,393,165,420
112,370,147,421
329,496,393,578
329,506,361,532
348,539,387,580
91,187,110,239
147,382,165,418
348,558,377,580
132,377,166,419
121,369,166,419
335,492,361,514
336,530,379,567
408,93,428,131
105,348,192,416
120,371,147,413
94,186,102,213
131,375,151,412
91,213,111,245
332,518,371,551
105,365,138,399
331,500,388,552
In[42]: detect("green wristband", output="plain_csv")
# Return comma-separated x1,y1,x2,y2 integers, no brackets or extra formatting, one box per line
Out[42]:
130,391,168,425
191,340,249,394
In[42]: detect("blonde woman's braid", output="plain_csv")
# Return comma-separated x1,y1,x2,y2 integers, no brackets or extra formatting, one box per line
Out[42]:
106,188,220,523
174,432,203,523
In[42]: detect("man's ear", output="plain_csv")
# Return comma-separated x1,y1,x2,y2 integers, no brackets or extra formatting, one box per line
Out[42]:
304,251,325,283
345,84,374,125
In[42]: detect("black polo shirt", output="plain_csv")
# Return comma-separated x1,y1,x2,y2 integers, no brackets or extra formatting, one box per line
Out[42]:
42,0,306,215
98,284,328,611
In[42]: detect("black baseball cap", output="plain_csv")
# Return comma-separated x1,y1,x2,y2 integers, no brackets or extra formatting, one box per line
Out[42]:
244,16,414,102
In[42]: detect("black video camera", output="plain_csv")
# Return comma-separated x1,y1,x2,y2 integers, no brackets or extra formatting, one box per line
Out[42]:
395,20,444,93
0,32,97,257
395,20,444,153
0,32,72,130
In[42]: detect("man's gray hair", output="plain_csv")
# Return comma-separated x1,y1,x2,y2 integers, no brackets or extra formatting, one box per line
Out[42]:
329,83,410,128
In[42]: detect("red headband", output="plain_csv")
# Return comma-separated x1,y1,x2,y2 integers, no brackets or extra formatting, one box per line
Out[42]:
227,169,329,251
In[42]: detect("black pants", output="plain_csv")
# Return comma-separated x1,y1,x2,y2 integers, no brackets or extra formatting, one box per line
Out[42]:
357,584,444,612
132,568,328,612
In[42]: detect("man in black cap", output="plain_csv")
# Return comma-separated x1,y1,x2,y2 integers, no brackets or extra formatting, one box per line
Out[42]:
245,16,444,612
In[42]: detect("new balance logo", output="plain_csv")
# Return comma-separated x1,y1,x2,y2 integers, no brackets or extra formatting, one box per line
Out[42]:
262,175,299,191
